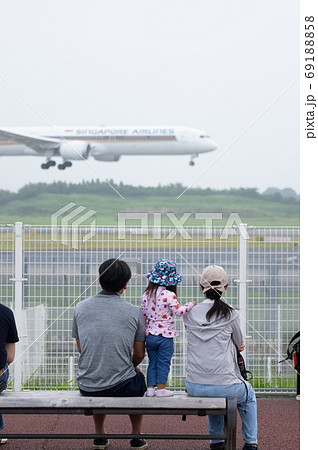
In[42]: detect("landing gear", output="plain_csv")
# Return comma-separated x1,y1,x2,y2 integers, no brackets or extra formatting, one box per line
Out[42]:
41,159,72,169
41,160,56,169
189,154,198,166
58,161,72,170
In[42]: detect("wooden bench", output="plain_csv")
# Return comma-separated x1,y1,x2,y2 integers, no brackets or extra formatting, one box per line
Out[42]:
0,391,237,449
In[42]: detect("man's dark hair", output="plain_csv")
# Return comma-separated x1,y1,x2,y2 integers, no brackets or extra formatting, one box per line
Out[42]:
99,259,131,293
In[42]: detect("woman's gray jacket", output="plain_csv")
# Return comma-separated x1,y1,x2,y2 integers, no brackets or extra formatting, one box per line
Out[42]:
183,300,244,385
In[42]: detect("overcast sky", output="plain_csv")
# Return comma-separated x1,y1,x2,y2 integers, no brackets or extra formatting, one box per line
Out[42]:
0,0,299,193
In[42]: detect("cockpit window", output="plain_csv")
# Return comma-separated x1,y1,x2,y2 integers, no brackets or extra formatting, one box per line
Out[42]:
200,135,210,138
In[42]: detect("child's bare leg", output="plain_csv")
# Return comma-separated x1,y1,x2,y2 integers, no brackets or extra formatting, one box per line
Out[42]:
157,383,166,389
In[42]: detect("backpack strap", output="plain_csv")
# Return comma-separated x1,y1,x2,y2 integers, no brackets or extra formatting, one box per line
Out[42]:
237,349,253,381
279,331,300,363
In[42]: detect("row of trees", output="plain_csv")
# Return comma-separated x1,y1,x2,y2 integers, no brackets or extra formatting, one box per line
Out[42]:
0,180,299,206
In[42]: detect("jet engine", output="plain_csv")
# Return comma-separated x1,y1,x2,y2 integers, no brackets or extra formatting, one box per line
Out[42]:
91,144,121,161
59,141,91,160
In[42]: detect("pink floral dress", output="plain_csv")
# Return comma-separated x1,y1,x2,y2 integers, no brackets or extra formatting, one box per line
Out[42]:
141,286,194,337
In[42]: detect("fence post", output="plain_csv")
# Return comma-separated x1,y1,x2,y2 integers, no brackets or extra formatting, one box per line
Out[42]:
13,222,25,391
237,224,250,356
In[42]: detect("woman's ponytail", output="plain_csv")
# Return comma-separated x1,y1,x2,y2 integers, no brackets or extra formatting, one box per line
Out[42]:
204,281,233,322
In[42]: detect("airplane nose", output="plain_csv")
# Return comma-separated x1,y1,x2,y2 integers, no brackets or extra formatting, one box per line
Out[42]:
208,139,218,151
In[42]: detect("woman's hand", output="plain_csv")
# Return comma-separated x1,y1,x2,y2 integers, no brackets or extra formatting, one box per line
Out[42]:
238,341,245,352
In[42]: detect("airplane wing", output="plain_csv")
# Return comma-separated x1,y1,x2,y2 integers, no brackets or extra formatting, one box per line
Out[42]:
0,128,60,153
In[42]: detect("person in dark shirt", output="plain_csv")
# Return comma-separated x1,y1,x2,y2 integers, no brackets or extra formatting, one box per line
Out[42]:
0,303,19,443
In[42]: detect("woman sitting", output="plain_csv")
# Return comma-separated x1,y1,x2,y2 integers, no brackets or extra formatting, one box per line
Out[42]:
183,265,258,450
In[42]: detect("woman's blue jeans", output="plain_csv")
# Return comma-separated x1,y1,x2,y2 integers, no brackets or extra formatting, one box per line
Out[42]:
186,379,258,445
146,334,174,386
0,364,9,431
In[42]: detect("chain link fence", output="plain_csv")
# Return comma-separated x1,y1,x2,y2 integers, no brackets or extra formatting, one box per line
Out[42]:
0,223,299,394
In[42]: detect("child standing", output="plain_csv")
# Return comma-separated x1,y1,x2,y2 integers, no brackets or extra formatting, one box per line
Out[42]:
141,259,196,397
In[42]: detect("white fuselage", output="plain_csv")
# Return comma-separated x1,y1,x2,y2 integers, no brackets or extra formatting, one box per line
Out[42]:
0,126,217,169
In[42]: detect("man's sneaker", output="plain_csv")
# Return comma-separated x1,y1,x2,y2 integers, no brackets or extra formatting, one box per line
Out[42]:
210,442,225,449
130,438,149,449
242,444,258,449
0,439,7,445
93,438,110,449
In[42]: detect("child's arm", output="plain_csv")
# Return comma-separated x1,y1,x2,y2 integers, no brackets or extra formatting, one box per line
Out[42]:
168,293,196,316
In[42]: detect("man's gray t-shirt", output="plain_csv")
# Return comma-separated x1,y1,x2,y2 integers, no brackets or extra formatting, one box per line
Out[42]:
72,292,146,392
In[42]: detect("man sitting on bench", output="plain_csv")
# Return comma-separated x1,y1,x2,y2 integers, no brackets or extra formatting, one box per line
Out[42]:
72,258,148,450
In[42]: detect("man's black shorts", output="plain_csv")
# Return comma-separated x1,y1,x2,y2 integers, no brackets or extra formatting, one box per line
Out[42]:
79,370,147,397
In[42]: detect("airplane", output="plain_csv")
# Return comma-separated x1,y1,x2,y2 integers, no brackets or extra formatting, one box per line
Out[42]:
0,126,217,170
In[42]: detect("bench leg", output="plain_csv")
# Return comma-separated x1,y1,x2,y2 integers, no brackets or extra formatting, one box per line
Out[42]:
225,398,237,450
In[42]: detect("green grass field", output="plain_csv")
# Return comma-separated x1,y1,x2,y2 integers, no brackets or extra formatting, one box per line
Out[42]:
0,192,299,226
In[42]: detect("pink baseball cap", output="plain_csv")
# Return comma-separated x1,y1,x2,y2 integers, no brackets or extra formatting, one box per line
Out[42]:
200,265,229,293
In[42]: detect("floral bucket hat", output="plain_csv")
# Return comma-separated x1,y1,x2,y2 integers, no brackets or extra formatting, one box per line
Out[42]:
146,259,183,286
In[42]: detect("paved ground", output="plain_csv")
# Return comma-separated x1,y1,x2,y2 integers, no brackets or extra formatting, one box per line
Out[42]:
0,398,299,449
